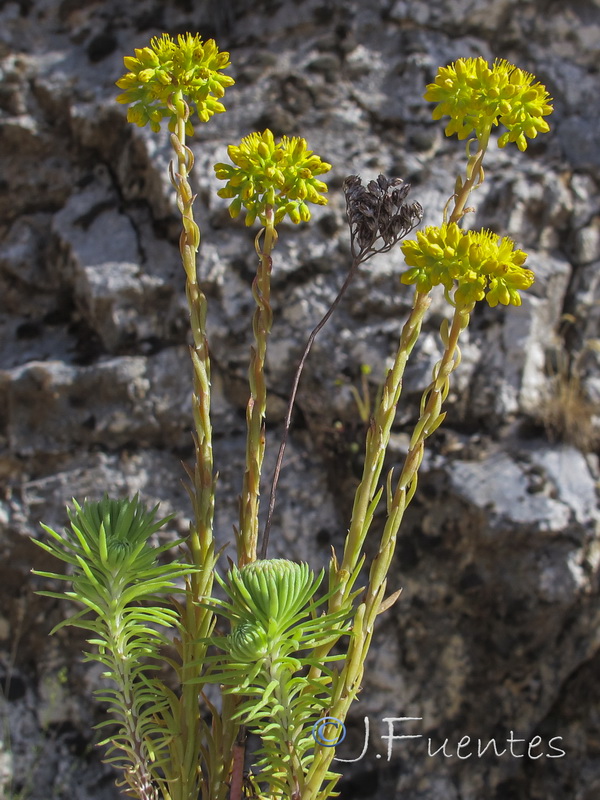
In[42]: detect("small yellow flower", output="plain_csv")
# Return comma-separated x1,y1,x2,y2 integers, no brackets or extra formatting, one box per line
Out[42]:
214,129,331,226
116,33,235,134
400,223,534,307
424,57,553,151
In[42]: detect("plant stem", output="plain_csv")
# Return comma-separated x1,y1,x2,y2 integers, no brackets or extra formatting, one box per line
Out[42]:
238,211,276,565
168,94,222,800
306,136,488,796
171,105,216,582
299,290,430,799
103,620,160,800
304,302,472,800
261,255,363,559
332,288,431,610
448,129,490,224
228,725,246,800
255,656,306,800
333,130,489,622
364,301,471,617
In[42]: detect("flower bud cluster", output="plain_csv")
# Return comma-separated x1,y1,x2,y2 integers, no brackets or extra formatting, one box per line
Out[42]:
116,33,235,134
344,174,423,259
214,129,331,226
424,57,553,151
400,223,534,307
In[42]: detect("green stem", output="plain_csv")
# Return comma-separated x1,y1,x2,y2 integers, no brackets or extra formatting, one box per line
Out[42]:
303,605,367,800
293,290,431,800
301,292,431,800
448,128,490,224
300,290,430,745
307,135,489,797
357,304,471,677
331,288,431,611
238,211,276,566
304,304,472,800
104,609,159,800
253,656,306,800
168,94,224,800
171,104,215,576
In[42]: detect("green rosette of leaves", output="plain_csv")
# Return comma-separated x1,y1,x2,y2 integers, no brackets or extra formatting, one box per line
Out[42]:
33,496,193,800
203,559,351,799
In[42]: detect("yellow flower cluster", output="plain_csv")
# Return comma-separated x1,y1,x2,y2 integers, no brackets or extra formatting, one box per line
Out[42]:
214,129,331,226
424,57,553,151
116,33,235,134
400,223,534,307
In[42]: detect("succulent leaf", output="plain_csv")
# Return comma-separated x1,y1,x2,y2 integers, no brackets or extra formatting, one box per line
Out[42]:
33,495,193,797
201,559,351,798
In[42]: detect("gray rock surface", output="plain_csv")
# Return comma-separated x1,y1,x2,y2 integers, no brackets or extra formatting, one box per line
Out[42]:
1,1,599,799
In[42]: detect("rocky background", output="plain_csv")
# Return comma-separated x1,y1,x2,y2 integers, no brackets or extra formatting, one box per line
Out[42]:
1,0,600,798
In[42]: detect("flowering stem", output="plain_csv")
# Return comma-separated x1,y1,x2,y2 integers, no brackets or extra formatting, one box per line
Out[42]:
299,290,432,797
302,290,432,797
260,254,364,559
448,128,490,224
304,301,471,800
367,302,471,625
238,210,276,565
352,303,471,649
171,100,216,578
169,94,221,800
370,301,471,587
331,288,431,610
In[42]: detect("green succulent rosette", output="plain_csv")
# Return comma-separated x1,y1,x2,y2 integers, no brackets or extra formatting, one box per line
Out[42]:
400,223,534,307
225,559,322,643
214,129,331,226
116,32,235,134
425,57,553,151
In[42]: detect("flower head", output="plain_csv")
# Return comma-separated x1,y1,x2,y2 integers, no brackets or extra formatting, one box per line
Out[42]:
400,223,534,307
214,129,331,226
116,33,235,134
424,57,553,151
